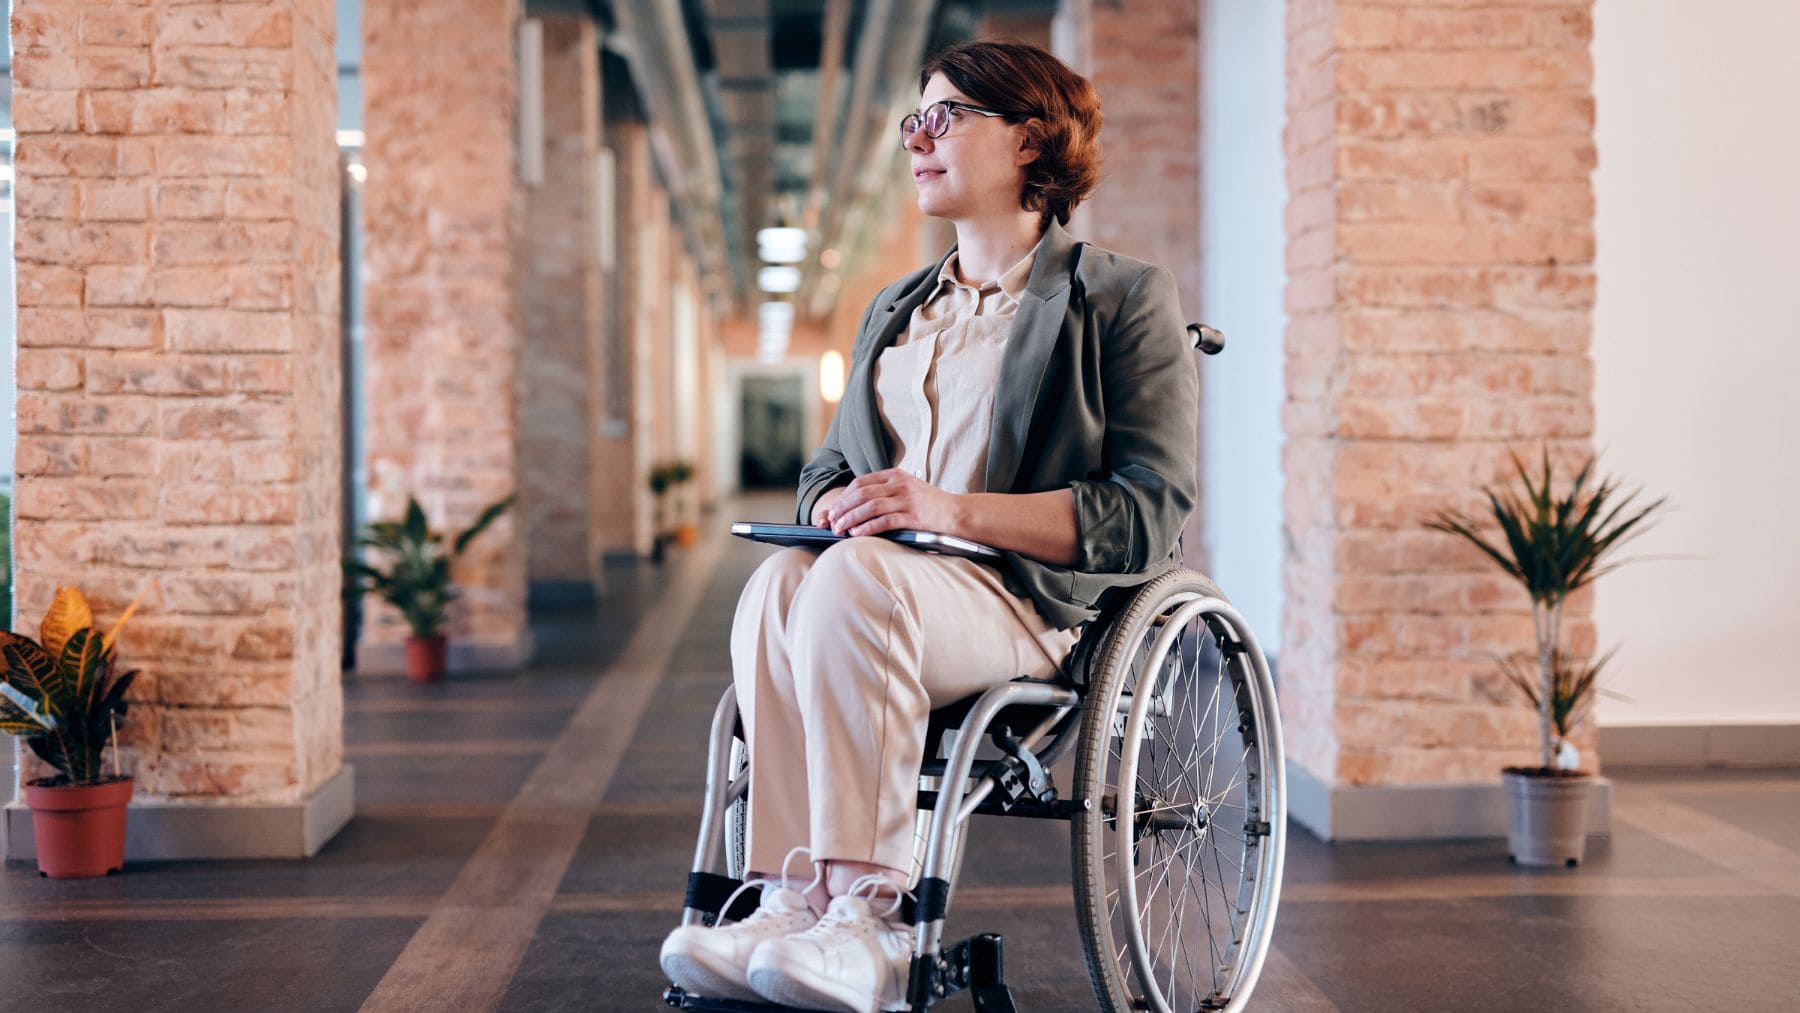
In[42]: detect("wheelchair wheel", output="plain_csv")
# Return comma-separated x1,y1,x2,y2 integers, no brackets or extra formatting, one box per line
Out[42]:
725,737,749,880
1071,569,1286,1013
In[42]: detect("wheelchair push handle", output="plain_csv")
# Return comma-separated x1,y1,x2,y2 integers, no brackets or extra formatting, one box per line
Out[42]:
1187,323,1225,355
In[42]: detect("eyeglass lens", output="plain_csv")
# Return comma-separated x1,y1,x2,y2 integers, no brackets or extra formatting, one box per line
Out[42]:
899,103,953,144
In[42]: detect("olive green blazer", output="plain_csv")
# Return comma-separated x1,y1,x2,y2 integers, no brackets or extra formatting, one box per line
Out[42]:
796,220,1199,630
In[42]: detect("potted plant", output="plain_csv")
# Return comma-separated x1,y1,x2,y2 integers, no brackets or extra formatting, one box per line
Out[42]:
648,462,677,562
1427,446,1666,867
0,586,143,878
670,458,698,546
344,493,515,683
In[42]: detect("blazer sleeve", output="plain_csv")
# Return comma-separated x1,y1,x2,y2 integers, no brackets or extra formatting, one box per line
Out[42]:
794,293,880,525
1067,265,1200,574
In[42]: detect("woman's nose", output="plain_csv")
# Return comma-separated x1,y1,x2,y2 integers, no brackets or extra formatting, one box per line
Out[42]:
904,126,933,153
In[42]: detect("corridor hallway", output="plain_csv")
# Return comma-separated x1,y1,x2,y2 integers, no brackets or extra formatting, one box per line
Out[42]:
3,493,1797,1011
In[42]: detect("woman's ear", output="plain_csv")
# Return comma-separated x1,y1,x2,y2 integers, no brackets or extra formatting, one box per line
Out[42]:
1015,130,1040,168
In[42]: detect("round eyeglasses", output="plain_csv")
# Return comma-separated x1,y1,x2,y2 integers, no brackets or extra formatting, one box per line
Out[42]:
898,100,1006,146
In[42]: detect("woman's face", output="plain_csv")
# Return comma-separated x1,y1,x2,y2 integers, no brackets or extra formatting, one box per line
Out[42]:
907,72,1035,222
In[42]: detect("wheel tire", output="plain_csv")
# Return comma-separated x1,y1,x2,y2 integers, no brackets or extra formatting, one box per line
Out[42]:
725,736,749,880
1071,569,1286,1013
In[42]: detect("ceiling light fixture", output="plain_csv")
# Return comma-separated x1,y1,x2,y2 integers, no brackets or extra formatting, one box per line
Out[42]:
758,266,801,293
757,226,807,264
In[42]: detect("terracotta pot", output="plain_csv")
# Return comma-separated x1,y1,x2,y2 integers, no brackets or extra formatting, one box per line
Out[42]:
404,634,448,683
24,776,134,879
1502,767,1592,867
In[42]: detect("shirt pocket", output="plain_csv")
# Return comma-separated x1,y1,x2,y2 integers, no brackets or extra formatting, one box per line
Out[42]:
936,332,1007,402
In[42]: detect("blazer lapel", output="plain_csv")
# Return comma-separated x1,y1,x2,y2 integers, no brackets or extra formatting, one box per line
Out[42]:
848,250,951,470
984,221,1079,494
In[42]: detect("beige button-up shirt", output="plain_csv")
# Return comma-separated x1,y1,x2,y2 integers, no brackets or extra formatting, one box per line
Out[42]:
873,248,1036,495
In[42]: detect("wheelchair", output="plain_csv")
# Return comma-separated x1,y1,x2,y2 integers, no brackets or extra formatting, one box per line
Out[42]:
666,325,1286,1013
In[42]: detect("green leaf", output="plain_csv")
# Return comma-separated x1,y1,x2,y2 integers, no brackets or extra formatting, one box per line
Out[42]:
60,628,105,716
453,494,515,557
0,682,56,731
403,497,430,546
0,632,63,719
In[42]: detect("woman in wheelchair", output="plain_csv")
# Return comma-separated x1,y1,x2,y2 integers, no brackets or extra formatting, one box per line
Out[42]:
662,40,1201,1013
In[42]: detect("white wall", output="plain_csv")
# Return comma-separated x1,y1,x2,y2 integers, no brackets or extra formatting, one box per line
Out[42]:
1592,0,1800,725
1199,0,1288,656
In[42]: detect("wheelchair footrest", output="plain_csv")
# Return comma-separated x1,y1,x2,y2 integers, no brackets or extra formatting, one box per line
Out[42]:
663,987,816,1012
907,933,1018,1013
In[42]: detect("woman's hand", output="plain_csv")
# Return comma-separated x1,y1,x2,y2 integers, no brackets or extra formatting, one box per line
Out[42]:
810,486,849,528
820,469,962,538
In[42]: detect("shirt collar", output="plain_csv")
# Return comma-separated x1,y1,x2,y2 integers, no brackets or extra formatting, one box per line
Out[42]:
935,243,1039,303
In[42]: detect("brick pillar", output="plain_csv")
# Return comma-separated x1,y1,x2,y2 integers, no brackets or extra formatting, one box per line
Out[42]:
1054,0,1208,571
520,14,603,597
6,0,351,858
590,120,655,557
359,0,530,670
1282,0,1599,838
645,189,675,528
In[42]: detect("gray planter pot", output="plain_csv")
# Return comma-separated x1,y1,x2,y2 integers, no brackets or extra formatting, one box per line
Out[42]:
1502,768,1592,867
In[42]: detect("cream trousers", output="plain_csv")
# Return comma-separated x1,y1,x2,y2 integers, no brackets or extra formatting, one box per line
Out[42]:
730,536,1081,875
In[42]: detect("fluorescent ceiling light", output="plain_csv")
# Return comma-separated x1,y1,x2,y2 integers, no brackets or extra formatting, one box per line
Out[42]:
758,266,801,293
757,227,807,264
759,301,795,327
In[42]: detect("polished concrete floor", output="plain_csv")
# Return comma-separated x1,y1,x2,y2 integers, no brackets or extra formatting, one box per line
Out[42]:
4,495,1799,1012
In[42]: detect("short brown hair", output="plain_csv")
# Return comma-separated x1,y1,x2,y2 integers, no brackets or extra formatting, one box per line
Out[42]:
919,41,1103,227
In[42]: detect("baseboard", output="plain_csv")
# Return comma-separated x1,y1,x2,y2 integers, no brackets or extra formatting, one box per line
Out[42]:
3,764,355,863
528,579,599,610
352,628,535,678
1599,722,1800,767
1284,762,1613,842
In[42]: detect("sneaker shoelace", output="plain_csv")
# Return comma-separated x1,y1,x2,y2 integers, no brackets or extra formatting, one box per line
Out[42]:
788,872,915,944
716,844,824,926
846,872,911,920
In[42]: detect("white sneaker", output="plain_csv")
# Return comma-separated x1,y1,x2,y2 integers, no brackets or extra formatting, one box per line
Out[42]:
661,848,823,1001
745,874,914,1013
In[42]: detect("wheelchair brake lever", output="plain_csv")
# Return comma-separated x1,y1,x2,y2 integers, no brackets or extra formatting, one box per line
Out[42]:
988,729,1054,808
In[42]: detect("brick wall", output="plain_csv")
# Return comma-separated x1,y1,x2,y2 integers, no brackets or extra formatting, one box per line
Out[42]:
10,0,344,799
520,15,602,587
359,0,528,658
1282,0,1599,787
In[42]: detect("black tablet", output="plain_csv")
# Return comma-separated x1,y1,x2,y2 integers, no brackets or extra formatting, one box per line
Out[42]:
729,522,1002,562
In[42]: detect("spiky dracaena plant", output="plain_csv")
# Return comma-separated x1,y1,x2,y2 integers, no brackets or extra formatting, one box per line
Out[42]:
1496,645,1620,755
344,494,515,638
0,587,144,787
1428,447,1666,771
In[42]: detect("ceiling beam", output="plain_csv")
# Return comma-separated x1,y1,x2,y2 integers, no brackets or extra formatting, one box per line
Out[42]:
801,0,939,319
608,0,743,312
